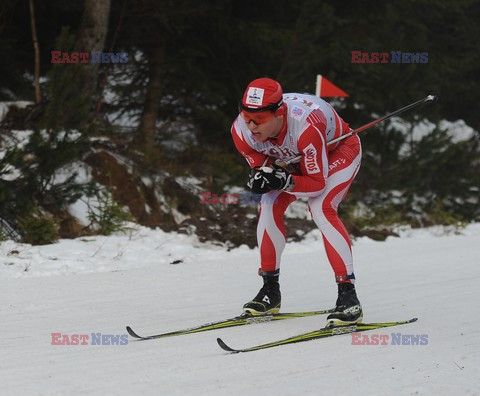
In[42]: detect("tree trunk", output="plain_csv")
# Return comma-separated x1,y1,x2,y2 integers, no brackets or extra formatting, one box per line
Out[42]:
94,0,128,120
75,0,111,100
28,0,42,104
136,36,167,148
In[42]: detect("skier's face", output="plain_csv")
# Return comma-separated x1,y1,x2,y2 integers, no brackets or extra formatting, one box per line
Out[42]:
241,113,283,142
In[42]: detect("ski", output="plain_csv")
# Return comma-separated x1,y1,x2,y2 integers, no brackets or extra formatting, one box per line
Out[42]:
217,318,418,353
126,309,333,340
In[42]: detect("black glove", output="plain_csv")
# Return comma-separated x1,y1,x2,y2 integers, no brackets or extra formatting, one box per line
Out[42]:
245,167,269,194
246,166,294,194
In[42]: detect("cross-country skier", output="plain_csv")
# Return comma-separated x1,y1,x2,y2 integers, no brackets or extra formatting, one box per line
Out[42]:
231,77,363,326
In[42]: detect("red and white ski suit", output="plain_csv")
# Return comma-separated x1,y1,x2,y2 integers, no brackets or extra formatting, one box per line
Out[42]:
231,93,361,282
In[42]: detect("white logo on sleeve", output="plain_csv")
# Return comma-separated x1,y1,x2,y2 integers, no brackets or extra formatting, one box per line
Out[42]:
245,87,264,106
303,143,320,174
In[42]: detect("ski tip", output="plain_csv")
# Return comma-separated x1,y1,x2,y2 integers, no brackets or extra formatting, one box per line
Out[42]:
217,338,239,353
126,326,142,339
410,317,419,323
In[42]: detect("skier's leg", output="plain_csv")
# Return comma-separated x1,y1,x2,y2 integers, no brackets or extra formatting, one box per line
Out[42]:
308,135,363,325
257,190,297,275
308,135,361,283
243,190,296,315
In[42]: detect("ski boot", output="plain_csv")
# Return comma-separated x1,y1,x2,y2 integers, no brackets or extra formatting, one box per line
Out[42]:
243,275,281,316
326,282,363,327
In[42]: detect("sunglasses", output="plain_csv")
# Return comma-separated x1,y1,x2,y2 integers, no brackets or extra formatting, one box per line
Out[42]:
240,110,275,125
238,99,282,125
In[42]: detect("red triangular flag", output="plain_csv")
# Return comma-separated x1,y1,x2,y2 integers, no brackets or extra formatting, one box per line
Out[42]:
315,75,349,97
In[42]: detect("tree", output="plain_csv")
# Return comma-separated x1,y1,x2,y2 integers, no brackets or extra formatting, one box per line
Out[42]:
75,0,111,101
28,0,42,104
127,0,217,151
0,28,92,238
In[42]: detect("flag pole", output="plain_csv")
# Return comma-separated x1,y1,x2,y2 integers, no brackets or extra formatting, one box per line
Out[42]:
315,74,322,97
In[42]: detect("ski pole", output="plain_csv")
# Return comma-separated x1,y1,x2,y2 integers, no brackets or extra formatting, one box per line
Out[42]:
278,95,438,167
329,94,438,146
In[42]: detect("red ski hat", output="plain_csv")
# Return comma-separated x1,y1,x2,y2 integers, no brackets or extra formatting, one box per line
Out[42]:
240,78,284,112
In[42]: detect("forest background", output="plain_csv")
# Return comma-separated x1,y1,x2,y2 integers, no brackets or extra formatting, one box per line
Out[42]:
0,0,479,246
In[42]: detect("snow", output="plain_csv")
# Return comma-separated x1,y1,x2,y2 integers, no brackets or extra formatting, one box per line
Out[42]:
1,223,480,395
389,117,477,156
0,101,32,122
285,198,310,219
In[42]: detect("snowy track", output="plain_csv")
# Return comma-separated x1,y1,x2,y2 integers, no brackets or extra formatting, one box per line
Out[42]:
1,225,480,395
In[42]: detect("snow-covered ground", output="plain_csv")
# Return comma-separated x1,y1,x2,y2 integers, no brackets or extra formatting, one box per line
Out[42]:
1,223,480,395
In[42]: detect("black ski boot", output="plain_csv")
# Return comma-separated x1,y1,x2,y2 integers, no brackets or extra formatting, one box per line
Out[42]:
243,275,281,316
326,282,363,327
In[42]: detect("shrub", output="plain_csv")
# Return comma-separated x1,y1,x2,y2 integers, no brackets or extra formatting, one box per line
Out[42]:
19,214,58,245
86,187,133,235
